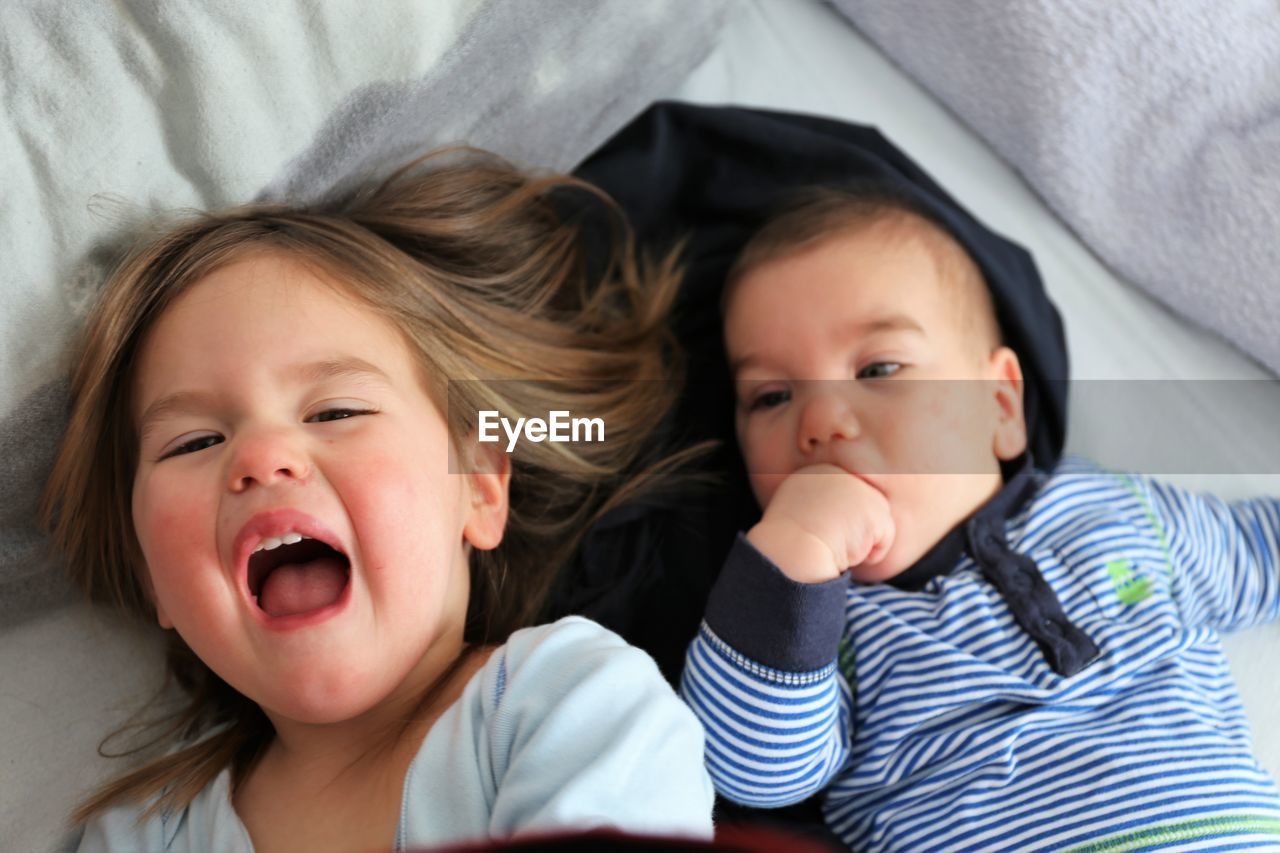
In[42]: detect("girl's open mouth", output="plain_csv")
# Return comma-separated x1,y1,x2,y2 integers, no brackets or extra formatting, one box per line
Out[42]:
247,536,352,619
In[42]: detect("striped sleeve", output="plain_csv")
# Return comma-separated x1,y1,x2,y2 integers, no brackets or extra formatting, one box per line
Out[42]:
679,535,853,807
1130,474,1280,632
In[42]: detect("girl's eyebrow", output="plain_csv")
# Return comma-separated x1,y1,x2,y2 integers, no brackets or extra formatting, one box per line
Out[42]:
138,390,219,441
289,356,391,386
137,356,392,439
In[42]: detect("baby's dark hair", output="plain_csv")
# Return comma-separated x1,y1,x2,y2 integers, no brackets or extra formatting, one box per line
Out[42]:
724,184,1004,353
40,148,692,822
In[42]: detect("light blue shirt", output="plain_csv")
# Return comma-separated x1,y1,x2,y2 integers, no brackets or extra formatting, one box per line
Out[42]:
77,616,714,852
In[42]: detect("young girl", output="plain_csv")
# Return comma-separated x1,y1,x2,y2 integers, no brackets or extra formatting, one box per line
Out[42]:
40,150,714,851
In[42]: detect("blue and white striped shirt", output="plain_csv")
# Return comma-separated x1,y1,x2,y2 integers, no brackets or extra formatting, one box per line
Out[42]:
682,457,1280,851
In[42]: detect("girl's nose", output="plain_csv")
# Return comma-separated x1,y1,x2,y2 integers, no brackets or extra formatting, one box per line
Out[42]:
797,386,860,453
225,428,311,492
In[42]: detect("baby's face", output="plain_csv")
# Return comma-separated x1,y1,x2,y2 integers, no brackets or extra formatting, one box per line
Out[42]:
725,228,1026,579
130,251,502,725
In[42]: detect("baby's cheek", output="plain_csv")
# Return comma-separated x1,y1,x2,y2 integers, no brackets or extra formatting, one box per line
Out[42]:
749,472,786,510
918,391,991,474
741,427,789,476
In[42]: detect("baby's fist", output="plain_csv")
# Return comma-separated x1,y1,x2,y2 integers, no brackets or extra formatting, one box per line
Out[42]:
747,465,894,584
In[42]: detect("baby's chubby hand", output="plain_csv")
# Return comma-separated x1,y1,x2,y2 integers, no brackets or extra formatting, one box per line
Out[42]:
746,464,895,584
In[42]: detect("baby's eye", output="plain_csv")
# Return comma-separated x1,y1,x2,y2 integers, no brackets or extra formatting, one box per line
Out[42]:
161,434,223,460
857,362,902,380
308,407,376,423
748,389,791,411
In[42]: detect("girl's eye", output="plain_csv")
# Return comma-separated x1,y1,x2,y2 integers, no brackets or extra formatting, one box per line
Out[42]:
308,407,375,423
857,362,902,380
748,389,791,412
161,434,223,460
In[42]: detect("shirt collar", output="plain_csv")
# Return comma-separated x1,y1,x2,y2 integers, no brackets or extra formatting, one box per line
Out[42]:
888,454,1039,591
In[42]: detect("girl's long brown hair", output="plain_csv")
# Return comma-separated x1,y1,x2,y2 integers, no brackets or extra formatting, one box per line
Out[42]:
40,149,691,823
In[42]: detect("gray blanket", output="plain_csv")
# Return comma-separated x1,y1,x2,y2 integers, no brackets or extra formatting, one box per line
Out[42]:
832,0,1280,373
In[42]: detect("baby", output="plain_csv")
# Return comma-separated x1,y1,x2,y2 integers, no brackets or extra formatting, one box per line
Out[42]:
680,186,1280,851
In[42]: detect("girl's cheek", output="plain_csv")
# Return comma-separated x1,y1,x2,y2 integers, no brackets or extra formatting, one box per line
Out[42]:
134,478,204,559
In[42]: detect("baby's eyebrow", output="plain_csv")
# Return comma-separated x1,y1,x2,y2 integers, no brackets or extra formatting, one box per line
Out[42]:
728,353,769,378
836,314,926,339
729,315,925,376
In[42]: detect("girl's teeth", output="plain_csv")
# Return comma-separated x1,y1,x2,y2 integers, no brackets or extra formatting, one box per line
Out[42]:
251,532,312,553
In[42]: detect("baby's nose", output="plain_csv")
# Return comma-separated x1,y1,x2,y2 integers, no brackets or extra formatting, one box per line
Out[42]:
798,388,860,452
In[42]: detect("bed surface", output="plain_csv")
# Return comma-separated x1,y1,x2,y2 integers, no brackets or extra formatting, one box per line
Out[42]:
3,2,1277,850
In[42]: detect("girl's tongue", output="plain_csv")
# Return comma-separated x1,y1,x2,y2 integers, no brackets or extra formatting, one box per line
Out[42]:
259,556,348,617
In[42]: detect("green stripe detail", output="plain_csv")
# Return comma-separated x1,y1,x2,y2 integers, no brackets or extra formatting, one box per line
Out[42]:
1063,814,1280,852
1115,474,1183,612
1117,474,1173,575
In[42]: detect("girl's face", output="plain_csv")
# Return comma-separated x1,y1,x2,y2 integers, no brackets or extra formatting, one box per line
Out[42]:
130,251,508,725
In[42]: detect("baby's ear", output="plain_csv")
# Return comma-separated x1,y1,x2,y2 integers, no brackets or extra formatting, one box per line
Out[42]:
461,440,511,551
988,346,1028,461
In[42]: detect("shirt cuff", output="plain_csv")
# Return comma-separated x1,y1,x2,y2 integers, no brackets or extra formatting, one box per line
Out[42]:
704,533,849,673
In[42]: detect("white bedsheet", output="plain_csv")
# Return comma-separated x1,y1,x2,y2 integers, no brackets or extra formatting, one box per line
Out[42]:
3,3,1276,851
668,0,1279,780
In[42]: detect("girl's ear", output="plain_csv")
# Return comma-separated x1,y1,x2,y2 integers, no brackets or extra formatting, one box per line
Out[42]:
462,441,511,551
987,346,1028,461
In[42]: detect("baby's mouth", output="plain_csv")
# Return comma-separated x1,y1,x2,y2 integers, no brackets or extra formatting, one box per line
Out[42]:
247,537,351,618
